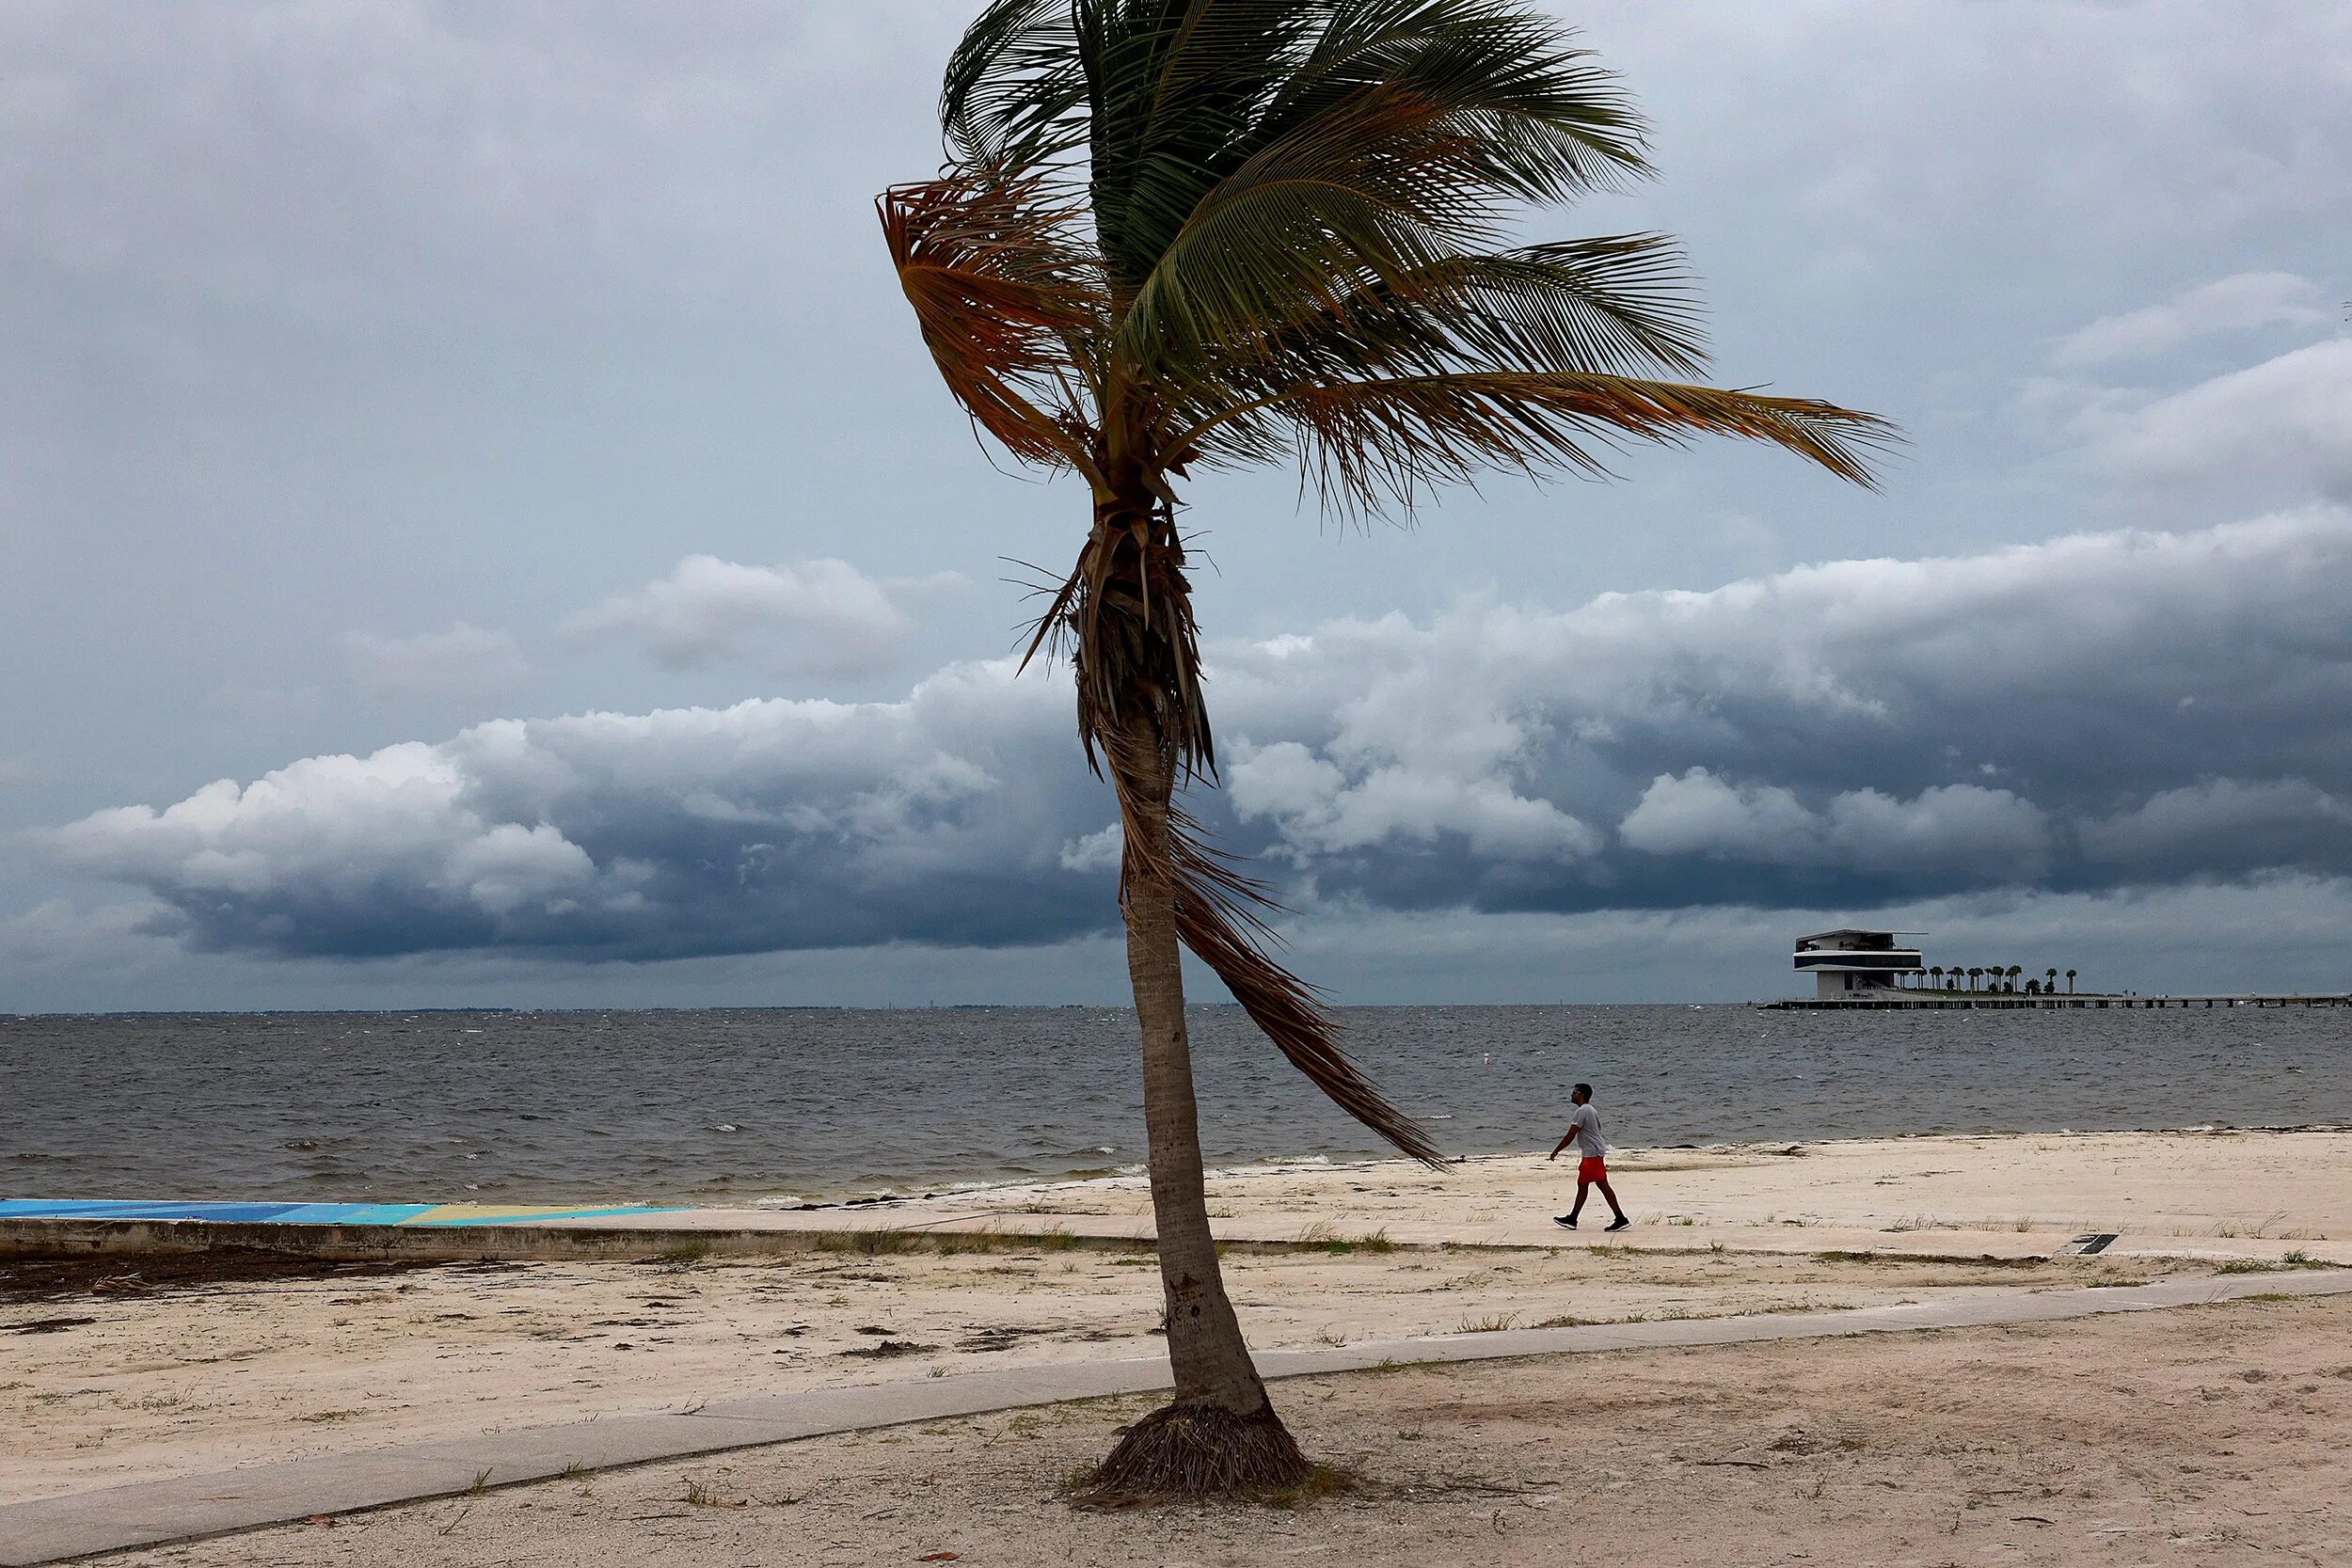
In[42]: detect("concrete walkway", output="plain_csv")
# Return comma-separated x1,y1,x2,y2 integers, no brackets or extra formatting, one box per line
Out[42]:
4,1267,2345,1566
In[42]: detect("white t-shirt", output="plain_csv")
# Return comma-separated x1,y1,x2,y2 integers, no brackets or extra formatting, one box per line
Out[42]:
1567,1103,1607,1159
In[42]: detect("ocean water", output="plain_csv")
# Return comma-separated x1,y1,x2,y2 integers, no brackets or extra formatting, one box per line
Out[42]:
2,1006,2344,1207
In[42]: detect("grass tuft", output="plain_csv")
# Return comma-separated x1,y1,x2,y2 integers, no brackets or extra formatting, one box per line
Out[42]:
1262,1464,1354,1511
2217,1250,2333,1275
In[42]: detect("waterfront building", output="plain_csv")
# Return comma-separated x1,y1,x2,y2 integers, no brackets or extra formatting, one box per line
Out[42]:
1794,928,1925,1000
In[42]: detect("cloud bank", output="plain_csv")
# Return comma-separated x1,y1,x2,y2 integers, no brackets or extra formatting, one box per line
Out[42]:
57,508,2352,962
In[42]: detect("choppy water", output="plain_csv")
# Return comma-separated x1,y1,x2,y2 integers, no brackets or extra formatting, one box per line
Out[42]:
1,1006,2344,1206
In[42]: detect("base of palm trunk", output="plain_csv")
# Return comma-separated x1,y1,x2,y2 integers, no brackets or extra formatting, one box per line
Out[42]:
1073,1399,1312,1503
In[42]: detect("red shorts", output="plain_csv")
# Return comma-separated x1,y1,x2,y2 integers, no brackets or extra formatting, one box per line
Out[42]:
1578,1155,1608,1182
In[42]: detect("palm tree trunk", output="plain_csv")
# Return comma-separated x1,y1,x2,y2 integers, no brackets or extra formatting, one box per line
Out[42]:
1081,711,1309,1498
1120,736,1270,1414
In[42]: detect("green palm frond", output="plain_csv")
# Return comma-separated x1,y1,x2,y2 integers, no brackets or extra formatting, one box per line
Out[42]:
1255,0,1650,203
1186,370,1894,512
1149,233,1710,449
942,0,1090,169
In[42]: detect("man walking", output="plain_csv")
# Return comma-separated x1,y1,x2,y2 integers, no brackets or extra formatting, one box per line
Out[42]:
1549,1083,1629,1231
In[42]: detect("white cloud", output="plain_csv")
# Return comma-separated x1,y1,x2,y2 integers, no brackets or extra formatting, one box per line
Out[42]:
1057,824,1122,874
2054,272,2328,367
1619,768,1815,861
1620,770,2048,874
344,623,527,698
563,556,961,675
2081,778,2352,872
2094,339,2352,495
1822,784,2049,874
1228,738,1601,864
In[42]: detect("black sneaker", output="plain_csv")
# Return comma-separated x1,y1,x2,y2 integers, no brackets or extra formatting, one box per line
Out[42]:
1605,1216,1631,1232
1553,1214,1578,1229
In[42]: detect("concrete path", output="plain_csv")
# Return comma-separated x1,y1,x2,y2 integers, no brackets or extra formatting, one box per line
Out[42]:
4,1267,2345,1566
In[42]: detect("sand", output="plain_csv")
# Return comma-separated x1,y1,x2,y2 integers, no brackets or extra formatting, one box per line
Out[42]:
5,1128,2346,1537
859,1125,2352,1259
95,1294,2352,1567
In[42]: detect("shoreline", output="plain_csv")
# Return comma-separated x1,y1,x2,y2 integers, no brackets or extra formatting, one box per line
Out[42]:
8,1114,2343,1222
12,1119,2349,1218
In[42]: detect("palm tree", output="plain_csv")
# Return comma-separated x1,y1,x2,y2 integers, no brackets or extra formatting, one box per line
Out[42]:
2067,968,2077,994
1930,965,1944,990
2008,964,2023,993
881,1,1886,1497
2046,967,2058,992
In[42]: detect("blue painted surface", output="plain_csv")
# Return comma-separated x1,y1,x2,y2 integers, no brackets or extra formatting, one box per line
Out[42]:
404,1206,669,1227
0,1198,679,1227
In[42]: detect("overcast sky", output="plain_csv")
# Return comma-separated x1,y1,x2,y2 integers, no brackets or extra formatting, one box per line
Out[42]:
5,1,2349,1011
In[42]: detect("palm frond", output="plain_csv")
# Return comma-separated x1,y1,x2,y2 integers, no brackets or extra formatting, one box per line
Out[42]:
1109,83,1515,380
1102,24,1658,384
1164,802,1447,1167
1186,371,1894,513
1260,0,1651,203
878,173,1106,474
1090,700,1447,1166
942,0,1089,169
1153,232,1709,438
1080,2,1336,285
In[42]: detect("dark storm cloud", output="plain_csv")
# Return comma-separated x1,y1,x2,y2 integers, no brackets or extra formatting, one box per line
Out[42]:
56,506,2352,960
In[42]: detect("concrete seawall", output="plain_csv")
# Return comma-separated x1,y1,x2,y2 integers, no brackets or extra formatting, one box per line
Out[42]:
1760,991,2351,1010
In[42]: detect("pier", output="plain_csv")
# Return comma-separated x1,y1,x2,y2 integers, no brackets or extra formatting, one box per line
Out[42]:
1760,991,2351,1011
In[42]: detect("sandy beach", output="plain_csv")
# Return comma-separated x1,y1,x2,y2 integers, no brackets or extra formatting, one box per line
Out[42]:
90,1293,2352,1568
5,1127,2347,1557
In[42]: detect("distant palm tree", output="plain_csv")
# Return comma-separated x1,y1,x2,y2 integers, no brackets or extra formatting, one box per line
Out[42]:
1930,965,1944,990
2046,967,2058,992
2067,969,2077,994
881,0,1888,1498
2008,965,2023,992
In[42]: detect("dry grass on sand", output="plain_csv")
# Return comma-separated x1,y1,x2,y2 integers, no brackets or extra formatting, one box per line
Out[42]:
108,1294,2352,1568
